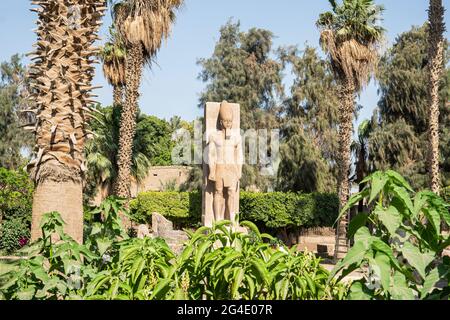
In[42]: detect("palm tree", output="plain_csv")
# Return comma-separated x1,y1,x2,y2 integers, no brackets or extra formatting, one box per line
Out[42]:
85,106,151,203
99,28,127,107
317,0,385,259
351,119,373,214
26,0,106,243
427,0,446,194
111,0,183,199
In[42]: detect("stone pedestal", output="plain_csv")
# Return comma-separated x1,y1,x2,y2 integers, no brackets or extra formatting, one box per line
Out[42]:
202,102,241,227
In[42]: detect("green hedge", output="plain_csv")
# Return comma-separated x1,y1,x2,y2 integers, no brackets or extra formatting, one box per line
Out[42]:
130,191,338,231
0,167,33,254
130,191,202,228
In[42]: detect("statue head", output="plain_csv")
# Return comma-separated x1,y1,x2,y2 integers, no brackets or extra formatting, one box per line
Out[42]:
219,101,233,137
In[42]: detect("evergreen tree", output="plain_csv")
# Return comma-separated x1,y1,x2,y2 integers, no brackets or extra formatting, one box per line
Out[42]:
277,46,340,193
369,25,449,189
0,55,32,169
197,20,284,191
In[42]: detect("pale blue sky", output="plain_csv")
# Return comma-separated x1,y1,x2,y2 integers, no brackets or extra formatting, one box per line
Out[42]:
1,0,449,126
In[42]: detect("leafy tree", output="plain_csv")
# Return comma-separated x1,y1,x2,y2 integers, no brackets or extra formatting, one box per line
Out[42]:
85,105,174,203
0,55,32,169
317,0,385,259
369,25,450,189
277,46,340,193
112,0,183,199
197,21,284,191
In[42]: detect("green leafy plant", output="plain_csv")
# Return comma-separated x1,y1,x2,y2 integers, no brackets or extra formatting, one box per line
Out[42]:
329,170,450,300
0,217,30,254
1,197,347,300
0,212,97,300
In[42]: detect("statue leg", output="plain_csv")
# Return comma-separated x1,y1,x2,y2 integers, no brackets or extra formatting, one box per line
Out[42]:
225,187,235,223
213,180,224,223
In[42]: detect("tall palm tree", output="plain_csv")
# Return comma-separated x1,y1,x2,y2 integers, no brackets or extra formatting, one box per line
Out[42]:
99,28,127,107
26,0,106,243
111,0,183,199
351,119,373,214
85,105,151,203
427,0,446,194
317,0,385,259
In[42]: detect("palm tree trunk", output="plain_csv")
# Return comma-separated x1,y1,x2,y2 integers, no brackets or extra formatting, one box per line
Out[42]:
114,43,143,199
31,180,84,243
334,78,355,260
427,0,445,194
28,0,105,243
113,85,124,107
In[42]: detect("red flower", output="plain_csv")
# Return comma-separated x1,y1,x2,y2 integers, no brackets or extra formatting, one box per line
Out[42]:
18,237,28,247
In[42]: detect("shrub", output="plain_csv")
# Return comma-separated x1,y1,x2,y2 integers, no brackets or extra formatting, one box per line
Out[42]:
130,191,338,232
0,167,33,222
0,218,30,254
130,191,202,228
330,170,450,300
240,192,339,230
0,168,33,254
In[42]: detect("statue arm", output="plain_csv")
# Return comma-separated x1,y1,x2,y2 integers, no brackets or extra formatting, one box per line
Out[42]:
236,136,243,179
208,135,217,181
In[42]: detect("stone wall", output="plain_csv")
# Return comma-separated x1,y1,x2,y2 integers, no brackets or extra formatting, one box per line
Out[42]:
92,166,192,206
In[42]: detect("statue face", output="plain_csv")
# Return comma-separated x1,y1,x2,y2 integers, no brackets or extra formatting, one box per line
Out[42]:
220,115,233,130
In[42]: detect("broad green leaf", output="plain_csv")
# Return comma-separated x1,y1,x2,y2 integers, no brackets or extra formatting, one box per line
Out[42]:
336,192,366,223
348,213,368,238
240,221,261,238
423,208,440,236
96,237,113,256
280,278,290,300
401,242,434,280
231,268,245,299
329,241,367,280
374,252,391,291
386,170,414,192
390,272,415,300
251,258,269,286
375,206,402,236
213,251,240,273
149,279,172,300
16,287,36,300
369,172,388,204
354,227,373,249
194,240,211,272
245,274,255,299
441,207,450,227
392,186,414,214
413,192,428,218
420,267,440,299
371,239,400,270
348,281,373,300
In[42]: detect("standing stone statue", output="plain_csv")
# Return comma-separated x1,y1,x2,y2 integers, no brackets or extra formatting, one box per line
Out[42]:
202,101,243,227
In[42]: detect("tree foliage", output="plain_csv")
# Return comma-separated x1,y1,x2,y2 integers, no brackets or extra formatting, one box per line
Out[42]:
197,21,284,191
277,46,340,193
84,105,174,202
0,55,32,169
369,25,450,189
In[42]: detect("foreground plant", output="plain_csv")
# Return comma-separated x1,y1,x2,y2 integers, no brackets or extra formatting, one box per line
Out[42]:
1,198,347,300
330,170,450,300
